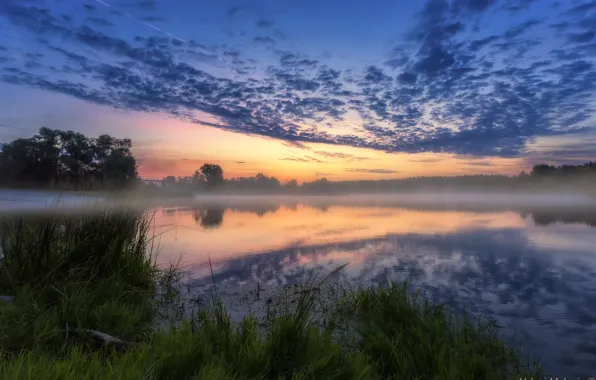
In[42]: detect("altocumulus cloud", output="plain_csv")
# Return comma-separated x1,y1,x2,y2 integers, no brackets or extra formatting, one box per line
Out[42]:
0,0,595,161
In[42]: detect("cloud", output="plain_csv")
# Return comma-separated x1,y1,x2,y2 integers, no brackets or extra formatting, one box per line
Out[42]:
283,141,310,150
469,35,499,51
346,168,400,174
305,156,326,163
407,157,443,163
565,0,596,14
87,17,115,27
361,65,392,85
397,72,417,84
257,19,274,28
451,0,497,14
314,151,370,161
461,160,493,167
83,4,96,12
524,132,596,166
0,0,595,165
254,36,275,45
502,19,542,39
278,52,318,68
227,6,242,18
568,31,596,43
281,155,326,163
280,157,308,163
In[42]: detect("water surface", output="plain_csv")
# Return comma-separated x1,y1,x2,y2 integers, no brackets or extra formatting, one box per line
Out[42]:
2,190,596,376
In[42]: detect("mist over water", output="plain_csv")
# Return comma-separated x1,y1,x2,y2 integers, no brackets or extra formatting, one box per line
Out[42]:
2,188,595,214
2,189,596,375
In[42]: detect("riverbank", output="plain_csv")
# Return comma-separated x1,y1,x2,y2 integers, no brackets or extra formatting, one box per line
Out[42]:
0,211,542,379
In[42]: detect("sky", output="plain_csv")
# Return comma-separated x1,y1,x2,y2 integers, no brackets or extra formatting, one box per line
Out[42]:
0,0,595,182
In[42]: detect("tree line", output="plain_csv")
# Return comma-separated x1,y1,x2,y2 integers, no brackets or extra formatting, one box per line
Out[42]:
1,127,594,193
152,161,596,195
0,127,137,189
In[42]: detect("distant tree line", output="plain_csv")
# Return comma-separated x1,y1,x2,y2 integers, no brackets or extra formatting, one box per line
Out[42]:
529,162,596,177
150,160,596,195
0,127,138,189
157,167,286,193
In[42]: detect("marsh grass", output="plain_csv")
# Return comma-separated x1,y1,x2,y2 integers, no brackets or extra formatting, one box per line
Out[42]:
0,211,542,379
0,210,172,354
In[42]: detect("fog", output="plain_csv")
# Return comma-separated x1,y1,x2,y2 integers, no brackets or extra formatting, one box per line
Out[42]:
1,188,595,216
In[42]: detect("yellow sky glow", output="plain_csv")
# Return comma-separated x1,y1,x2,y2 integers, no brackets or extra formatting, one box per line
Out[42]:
132,112,526,181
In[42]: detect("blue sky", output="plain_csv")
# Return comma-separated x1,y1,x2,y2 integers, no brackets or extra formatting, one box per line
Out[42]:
0,0,595,179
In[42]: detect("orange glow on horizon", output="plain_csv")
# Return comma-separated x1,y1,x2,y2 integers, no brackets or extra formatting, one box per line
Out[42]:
132,115,525,181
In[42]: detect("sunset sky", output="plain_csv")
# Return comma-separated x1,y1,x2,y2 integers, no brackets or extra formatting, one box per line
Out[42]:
0,0,595,182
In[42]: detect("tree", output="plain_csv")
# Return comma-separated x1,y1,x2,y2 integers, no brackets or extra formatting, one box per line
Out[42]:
284,179,298,189
254,173,281,190
101,148,138,188
531,164,555,176
162,176,177,188
0,127,138,189
58,130,95,187
200,163,224,188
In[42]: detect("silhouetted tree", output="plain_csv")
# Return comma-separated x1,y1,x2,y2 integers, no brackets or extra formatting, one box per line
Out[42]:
0,127,138,189
284,179,298,189
531,164,556,176
200,163,224,189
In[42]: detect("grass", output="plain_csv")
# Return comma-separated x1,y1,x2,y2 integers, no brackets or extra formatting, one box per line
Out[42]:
0,210,542,379
0,210,163,354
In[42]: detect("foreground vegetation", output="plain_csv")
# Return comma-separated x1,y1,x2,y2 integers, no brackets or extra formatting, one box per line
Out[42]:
0,211,542,379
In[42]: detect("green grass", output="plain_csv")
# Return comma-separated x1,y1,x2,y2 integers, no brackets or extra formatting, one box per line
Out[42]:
0,211,542,379
0,210,169,353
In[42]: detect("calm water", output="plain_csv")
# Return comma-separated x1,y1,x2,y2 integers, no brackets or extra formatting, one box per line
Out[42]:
2,190,596,376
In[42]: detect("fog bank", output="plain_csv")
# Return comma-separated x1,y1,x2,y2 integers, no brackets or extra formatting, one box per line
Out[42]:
0,188,595,216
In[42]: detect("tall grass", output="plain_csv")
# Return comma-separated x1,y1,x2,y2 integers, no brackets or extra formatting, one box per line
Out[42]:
333,282,541,379
0,210,154,290
0,211,542,379
0,210,163,354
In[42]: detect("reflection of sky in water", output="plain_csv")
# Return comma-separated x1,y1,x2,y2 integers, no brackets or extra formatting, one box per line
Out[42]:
152,205,529,264
149,202,596,376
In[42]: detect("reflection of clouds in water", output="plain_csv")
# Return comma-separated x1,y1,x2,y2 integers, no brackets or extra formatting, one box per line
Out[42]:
526,224,596,256
188,229,596,376
313,226,369,237
283,223,324,231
